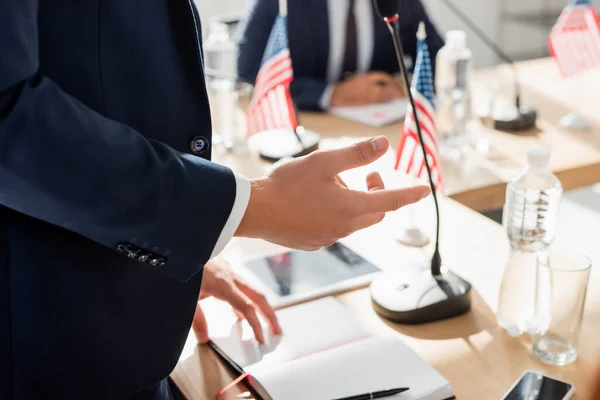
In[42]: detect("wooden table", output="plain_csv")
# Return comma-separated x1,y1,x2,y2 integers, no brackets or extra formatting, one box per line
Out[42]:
170,58,600,398
451,58,600,211
172,196,600,399
171,172,600,399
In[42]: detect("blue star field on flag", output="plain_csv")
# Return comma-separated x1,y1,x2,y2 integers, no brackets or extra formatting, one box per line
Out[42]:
411,34,436,108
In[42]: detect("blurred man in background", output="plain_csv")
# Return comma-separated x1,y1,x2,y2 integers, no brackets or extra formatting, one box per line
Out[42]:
237,0,444,110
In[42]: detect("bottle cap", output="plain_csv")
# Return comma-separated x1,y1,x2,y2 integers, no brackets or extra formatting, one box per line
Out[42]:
209,20,228,35
445,30,467,48
526,147,551,168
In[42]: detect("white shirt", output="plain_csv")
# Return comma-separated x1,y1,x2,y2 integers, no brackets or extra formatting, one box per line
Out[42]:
209,173,250,259
320,0,375,109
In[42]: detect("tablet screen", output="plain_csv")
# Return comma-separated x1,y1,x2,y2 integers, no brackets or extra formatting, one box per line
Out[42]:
242,243,380,297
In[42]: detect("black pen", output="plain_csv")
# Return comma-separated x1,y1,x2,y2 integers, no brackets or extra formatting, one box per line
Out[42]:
331,387,410,400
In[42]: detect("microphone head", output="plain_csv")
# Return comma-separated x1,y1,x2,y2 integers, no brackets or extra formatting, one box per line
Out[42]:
372,0,401,19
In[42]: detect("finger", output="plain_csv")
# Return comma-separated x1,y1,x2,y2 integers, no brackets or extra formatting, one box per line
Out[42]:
192,302,210,344
381,85,402,102
359,185,431,213
394,81,407,97
234,309,245,320
319,137,390,175
351,212,387,232
366,171,385,192
380,88,395,103
367,71,395,85
236,280,282,335
334,175,349,188
226,287,266,344
368,85,385,104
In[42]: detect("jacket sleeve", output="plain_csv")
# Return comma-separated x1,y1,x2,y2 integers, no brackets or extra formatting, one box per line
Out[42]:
0,0,237,282
236,0,329,111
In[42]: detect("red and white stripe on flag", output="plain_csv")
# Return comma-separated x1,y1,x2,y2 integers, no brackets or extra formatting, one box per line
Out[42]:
394,90,443,192
549,5,600,78
246,48,298,136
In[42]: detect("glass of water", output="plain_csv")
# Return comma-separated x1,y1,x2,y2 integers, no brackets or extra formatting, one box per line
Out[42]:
208,79,253,152
532,251,591,366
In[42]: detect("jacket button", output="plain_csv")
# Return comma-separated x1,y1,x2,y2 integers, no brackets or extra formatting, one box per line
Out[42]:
127,250,141,259
138,254,151,263
150,258,166,267
117,243,132,254
190,136,209,155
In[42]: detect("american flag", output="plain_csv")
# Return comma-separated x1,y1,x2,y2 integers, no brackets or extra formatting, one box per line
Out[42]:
395,23,443,192
549,0,600,78
246,14,298,136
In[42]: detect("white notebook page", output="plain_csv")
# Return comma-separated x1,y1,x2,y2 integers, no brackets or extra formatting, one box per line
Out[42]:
210,297,369,370
249,336,452,400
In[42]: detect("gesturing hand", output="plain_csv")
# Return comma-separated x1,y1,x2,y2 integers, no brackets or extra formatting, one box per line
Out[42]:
193,257,281,344
236,136,431,250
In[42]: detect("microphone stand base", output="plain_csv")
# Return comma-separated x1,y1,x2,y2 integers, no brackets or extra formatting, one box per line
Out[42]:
249,128,320,163
492,104,537,132
559,112,590,131
370,268,472,324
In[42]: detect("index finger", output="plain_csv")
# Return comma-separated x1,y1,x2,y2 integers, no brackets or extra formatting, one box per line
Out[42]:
236,280,282,335
357,185,431,213
225,285,266,344
367,71,395,85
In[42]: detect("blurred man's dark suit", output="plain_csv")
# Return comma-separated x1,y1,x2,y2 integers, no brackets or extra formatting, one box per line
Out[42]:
237,0,444,110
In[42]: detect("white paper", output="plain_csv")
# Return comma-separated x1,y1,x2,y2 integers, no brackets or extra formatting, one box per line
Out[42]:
329,99,409,128
210,297,369,370
251,336,452,400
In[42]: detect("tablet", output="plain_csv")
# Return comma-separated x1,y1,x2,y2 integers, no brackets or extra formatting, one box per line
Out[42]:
233,243,382,308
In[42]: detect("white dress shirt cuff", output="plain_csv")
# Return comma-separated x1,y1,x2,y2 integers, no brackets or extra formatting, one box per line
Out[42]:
319,83,336,110
209,173,251,259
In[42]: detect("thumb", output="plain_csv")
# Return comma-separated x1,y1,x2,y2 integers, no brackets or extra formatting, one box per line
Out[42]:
192,302,210,344
324,137,390,175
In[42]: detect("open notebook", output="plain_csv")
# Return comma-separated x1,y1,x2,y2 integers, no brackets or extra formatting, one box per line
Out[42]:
210,297,453,400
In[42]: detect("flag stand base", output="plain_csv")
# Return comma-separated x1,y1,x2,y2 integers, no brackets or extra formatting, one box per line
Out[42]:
250,128,320,162
396,227,430,247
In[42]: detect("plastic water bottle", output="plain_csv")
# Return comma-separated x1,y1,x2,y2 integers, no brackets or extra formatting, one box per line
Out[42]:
203,21,236,77
204,21,238,149
496,148,563,337
435,31,473,159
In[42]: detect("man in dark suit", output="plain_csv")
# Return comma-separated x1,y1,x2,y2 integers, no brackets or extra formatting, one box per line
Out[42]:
237,0,444,110
0,1,431,399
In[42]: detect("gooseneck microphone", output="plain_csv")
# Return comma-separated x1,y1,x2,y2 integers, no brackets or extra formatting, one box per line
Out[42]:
369,0,472,324
383,12,443,278
438,0,537,131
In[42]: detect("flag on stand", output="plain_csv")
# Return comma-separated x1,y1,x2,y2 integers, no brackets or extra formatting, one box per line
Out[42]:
549,0,600,78
395,22,443,192
246,3,298,136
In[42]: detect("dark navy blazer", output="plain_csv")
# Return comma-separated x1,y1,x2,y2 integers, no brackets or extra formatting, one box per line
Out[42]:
236,0,444,110
0,1,235,399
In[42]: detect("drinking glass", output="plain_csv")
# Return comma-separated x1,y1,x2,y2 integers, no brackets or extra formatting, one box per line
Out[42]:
208,79,252,152
532,251,591,366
